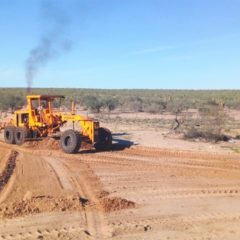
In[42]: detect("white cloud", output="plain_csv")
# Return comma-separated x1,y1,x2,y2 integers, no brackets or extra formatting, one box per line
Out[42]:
128,33,239,56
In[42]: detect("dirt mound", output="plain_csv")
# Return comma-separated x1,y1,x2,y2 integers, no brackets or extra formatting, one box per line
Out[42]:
98,190,110,198
100,197,135,212
23,137,93,151
0,151,18,193
23,138,60,150
0,194,84,218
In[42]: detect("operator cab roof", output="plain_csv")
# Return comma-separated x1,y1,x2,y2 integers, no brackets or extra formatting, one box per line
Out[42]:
27,95,65,100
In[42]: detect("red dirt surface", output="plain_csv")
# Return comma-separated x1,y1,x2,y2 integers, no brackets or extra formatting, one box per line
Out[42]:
100,197,135,212
0,151,18,193
1,138,240,239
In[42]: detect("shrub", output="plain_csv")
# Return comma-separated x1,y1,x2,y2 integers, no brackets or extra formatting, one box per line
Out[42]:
103,97,119,112
0,94,25,111
81,95,104,113
184,105,229,142
122,97,143,112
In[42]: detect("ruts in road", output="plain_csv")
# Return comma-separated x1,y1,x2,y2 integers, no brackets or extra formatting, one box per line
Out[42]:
0,141,240,240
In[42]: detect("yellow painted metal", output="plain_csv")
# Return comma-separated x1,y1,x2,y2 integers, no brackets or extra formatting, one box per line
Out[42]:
3,95,99,143
71,101,76,115
60,113,97,143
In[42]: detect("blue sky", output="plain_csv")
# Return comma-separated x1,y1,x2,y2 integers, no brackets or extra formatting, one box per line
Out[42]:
0,0,240,89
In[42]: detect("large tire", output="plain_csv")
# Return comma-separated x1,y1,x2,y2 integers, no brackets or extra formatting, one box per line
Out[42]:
94,127,112,151
4,126,15,144
15,127,29,145
60,130,81,154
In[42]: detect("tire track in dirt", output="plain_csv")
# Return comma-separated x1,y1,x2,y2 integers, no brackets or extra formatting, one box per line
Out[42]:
2,140,240,239
91,151,226,167
123,146,240,161
43,154,117,238
0,149,12,175
73,148,240,239
80,155,214,172
113,186,240,200
92,150,240,173
136,211,240,227
0,212,90,240
110,212,240,239
0,143,135,239
13,143,239,174
0,151,18,193
45,157,74,191
78,153,240,183
0,148,88,239
57,157,113,238
106,146,240,163
43,156,104,238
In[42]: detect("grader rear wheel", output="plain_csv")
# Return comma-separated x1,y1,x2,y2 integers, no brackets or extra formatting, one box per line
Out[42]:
94,127,112,151
4,127,15,144
15,127,29,145
60,130,81,154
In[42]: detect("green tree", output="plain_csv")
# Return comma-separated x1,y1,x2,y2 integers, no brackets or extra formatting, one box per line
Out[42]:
82,95,104,113
0,94,24,111
104,97,119,112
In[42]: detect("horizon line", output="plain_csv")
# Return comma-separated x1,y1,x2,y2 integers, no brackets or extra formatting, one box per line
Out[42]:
0,87,240,91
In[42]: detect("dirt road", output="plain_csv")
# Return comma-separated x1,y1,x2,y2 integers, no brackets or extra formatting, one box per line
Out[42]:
1,140,240,240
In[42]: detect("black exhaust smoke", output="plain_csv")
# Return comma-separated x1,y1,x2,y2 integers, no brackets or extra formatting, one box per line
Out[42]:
25,0,72,92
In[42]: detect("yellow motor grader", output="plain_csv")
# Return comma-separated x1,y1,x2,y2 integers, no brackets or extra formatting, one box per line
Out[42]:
2,95,112,153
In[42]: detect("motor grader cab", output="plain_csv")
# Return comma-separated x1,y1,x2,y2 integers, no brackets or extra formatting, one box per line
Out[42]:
13,95,62,131
3,95,112,154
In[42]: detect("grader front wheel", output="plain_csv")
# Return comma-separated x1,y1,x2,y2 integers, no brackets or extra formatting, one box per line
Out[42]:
60,130,81,154
4,127,15,144
15,127,29,145
95,127,112,151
